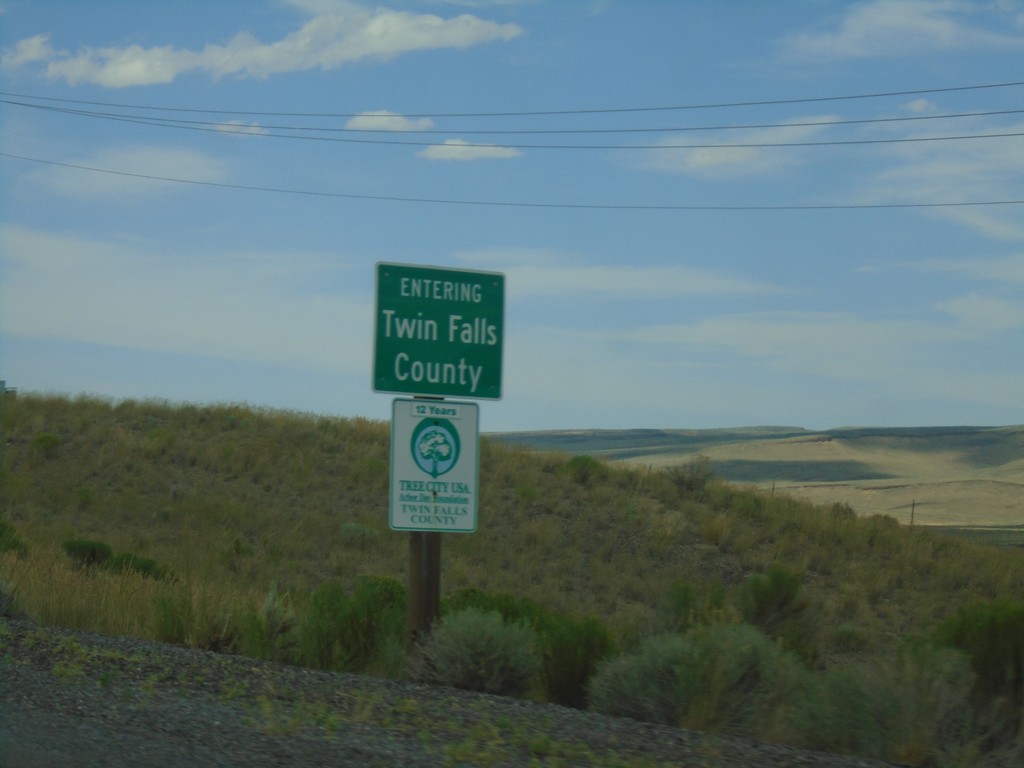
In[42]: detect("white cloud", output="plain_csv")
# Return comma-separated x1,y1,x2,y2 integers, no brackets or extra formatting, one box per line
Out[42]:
509,264,775,299
44,43,191,87
283,0,363,13
638,117,839,177
503,309,1022,425
416,138,522,160
904,98,937,114
453,250,779,298
607,311,963,381
4,4,523,87
27,146,228,199
852,118,1024,240
345,111,434,131
912,253,1024,286
937,293,1024,330
0,33,57,68
215,121,269,137
782,0,1024,60
0,226,370,372
437,1,540,8
455,247,562,268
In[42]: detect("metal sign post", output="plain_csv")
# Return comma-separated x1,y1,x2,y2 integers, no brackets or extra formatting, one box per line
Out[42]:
407,529,441,649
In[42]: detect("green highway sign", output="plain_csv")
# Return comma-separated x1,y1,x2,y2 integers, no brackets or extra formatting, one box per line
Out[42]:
373,263,504,399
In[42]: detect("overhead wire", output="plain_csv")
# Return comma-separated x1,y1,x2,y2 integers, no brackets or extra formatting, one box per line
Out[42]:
1,79,1022,117
2,151,1022,211
1,78,1021,210
3,97,1023,149
3,96,1023,142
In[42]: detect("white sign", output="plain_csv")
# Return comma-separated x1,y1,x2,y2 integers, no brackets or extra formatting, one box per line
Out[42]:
389,398,479,532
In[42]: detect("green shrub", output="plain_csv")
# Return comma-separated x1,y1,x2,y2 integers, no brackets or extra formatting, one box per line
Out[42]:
298,580,347,669
562,455,607,484
738,564,815,661
792,642,975,764
63,540,169,580
657,580,697,633
442,588,614,707
153,592,193,645
416,608,539,697
936,600,1024,704
106,552,169,580
588,633,694,725
832,621,869,653
515,484,539,508
728,491,767,521
886,640,975,766
682,623,811,736
656,579,729,634
298,576,406,674
0,518,28,558
343,575,406,674
152,590,237,652
740,564,802,626
62,538,113,569
589,624,812,737
237,582,296,663
799,665,897,758
338,522,378,549
831,501,856,520
442,588,545,627
538,614,616,709
32,432,61,459
665,456,714,499
0,579,27,619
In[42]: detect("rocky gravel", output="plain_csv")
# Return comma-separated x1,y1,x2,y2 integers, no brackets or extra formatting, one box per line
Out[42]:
0,618,896,767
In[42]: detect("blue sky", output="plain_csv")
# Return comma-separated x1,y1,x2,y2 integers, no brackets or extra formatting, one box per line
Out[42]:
2,0,1023,431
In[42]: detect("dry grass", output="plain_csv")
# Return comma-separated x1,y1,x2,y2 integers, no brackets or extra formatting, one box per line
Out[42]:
1,547,162,636
2,393,1023,663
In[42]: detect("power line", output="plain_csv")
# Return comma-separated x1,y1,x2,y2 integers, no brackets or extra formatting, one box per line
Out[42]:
5,96,1022,136
2,79,1022,117
3,151,1022,211
5,100,1022,149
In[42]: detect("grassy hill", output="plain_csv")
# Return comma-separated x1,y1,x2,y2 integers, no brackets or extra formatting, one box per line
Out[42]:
3,394,1024,765
497,424,1024,534
2,393,1022,645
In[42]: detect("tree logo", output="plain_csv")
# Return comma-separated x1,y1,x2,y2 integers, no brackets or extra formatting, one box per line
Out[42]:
411,419,460,478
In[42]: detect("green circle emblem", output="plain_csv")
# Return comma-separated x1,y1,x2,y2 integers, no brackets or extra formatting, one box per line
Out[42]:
411,419,460,478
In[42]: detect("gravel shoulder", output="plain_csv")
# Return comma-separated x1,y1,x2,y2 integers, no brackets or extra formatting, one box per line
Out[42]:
0,618,894,767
